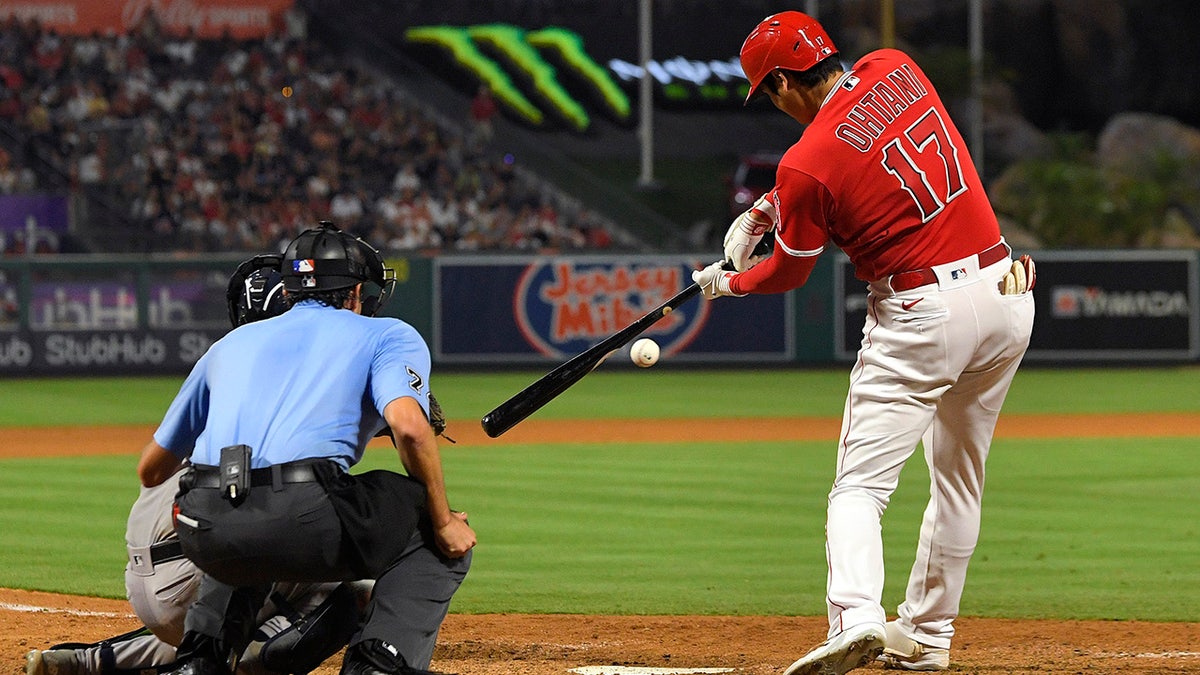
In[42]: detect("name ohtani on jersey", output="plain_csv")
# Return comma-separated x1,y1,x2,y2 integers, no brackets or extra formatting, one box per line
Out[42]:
834,64,929,152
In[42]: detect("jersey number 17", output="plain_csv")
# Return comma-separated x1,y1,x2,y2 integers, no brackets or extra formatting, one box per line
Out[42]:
880,107,968,223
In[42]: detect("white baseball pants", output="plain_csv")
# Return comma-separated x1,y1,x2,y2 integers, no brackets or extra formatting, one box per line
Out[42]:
824,251,1035,649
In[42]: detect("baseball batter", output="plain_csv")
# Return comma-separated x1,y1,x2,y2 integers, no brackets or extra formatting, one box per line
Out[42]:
693,12,1035,675
25,260,367,675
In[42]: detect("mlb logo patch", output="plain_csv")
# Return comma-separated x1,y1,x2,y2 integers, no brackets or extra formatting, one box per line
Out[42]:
293,259,315,273
302,275,317,288
950,267,968,280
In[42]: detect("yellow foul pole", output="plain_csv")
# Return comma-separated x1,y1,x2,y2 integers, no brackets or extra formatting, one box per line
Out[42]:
881,0,895,49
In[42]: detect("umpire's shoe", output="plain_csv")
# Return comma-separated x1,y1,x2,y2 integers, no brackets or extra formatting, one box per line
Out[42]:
25,649,84,675
161,659,228,675
338,639,443,675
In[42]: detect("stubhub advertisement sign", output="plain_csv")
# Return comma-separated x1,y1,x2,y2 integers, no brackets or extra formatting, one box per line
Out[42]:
0,328,226,374
435,256,792,364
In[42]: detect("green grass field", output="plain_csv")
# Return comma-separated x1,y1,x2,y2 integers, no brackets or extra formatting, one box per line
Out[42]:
1,368,1198,621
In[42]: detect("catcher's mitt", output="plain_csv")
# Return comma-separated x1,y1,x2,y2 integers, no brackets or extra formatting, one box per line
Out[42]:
429,393,455,443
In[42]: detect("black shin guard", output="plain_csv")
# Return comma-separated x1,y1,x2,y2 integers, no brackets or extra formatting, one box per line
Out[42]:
255,585,360,674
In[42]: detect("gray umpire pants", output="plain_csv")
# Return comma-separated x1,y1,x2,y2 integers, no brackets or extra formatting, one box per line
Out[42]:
174,471,470,669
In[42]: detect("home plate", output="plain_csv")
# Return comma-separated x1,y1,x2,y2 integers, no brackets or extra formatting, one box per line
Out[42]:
570,668,734,675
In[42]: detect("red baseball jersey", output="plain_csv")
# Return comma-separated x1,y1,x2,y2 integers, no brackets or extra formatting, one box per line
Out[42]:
732,49,1000,294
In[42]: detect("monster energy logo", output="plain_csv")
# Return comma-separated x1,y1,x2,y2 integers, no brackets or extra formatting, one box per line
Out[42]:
405,24,749,132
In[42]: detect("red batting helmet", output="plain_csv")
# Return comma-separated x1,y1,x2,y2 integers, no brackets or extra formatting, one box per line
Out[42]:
739,11,837,103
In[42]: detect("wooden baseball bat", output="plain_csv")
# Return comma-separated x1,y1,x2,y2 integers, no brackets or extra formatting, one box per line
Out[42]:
480,278,705,438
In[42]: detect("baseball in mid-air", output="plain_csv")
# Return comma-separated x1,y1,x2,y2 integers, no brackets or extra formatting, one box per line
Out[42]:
630,338,660,368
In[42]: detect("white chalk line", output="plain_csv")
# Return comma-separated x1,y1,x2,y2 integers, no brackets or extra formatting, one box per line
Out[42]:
570,668,735,675
0,602,134,619
1092,651,1200,659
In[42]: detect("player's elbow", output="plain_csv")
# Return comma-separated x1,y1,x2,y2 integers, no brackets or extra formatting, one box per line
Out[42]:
383,396,435,447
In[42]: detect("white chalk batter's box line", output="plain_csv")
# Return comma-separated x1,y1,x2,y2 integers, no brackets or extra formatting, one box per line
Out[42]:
570,668,735,675
1092,651,1200,659
0,602,135,619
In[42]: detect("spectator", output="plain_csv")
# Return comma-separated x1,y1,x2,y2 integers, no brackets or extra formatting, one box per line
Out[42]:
75,135,109,185
329,184,365,221
391,161,421,194
0,147,36,193
468,84,498,148
0,14,621,254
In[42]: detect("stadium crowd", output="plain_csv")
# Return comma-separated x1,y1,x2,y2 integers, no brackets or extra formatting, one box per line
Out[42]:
0,12,617,255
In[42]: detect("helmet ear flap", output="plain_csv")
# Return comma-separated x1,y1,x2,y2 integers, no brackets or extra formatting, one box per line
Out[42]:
359,294,379,317
226,254,284,327
351,235,395,317
355,237,385,287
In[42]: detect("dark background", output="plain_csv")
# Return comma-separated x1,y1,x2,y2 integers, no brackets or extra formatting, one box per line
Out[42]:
307,0,1200,133
302,0,1200,247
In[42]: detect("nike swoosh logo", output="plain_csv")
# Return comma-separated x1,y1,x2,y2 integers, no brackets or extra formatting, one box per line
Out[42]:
901,298,924,310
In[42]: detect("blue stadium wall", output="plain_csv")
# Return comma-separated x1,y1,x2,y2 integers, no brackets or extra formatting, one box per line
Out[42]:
1,251,1196,375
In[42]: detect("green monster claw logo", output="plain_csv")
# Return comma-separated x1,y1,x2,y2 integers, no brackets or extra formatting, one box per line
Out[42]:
527,27,631,122
405,24,750,131
405,25,548,126
406,24,630,132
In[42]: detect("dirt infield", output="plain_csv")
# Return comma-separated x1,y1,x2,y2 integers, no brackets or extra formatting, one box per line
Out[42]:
4,415,1200,674
4,412,1200,458
5,588,1199,675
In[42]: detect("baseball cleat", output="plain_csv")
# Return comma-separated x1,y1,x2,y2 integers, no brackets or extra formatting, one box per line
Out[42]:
25,649,85,675
782,623,886,675
876,621,950,671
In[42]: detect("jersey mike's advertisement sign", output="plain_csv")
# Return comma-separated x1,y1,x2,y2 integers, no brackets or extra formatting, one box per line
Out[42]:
513,260,707,358
835,251,1199,362
435,256,792,364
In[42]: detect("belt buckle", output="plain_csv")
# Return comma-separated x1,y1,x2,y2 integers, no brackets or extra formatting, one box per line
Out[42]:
128,545,155,577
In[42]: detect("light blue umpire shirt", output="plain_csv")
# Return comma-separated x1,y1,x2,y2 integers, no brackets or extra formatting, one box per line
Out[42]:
154,300,432,470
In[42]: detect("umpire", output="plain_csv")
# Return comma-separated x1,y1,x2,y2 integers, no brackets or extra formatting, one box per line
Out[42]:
139,222,476,675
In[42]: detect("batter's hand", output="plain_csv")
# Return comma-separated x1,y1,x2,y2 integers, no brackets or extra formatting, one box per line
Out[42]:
723,194,776,272
692,261,745,300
